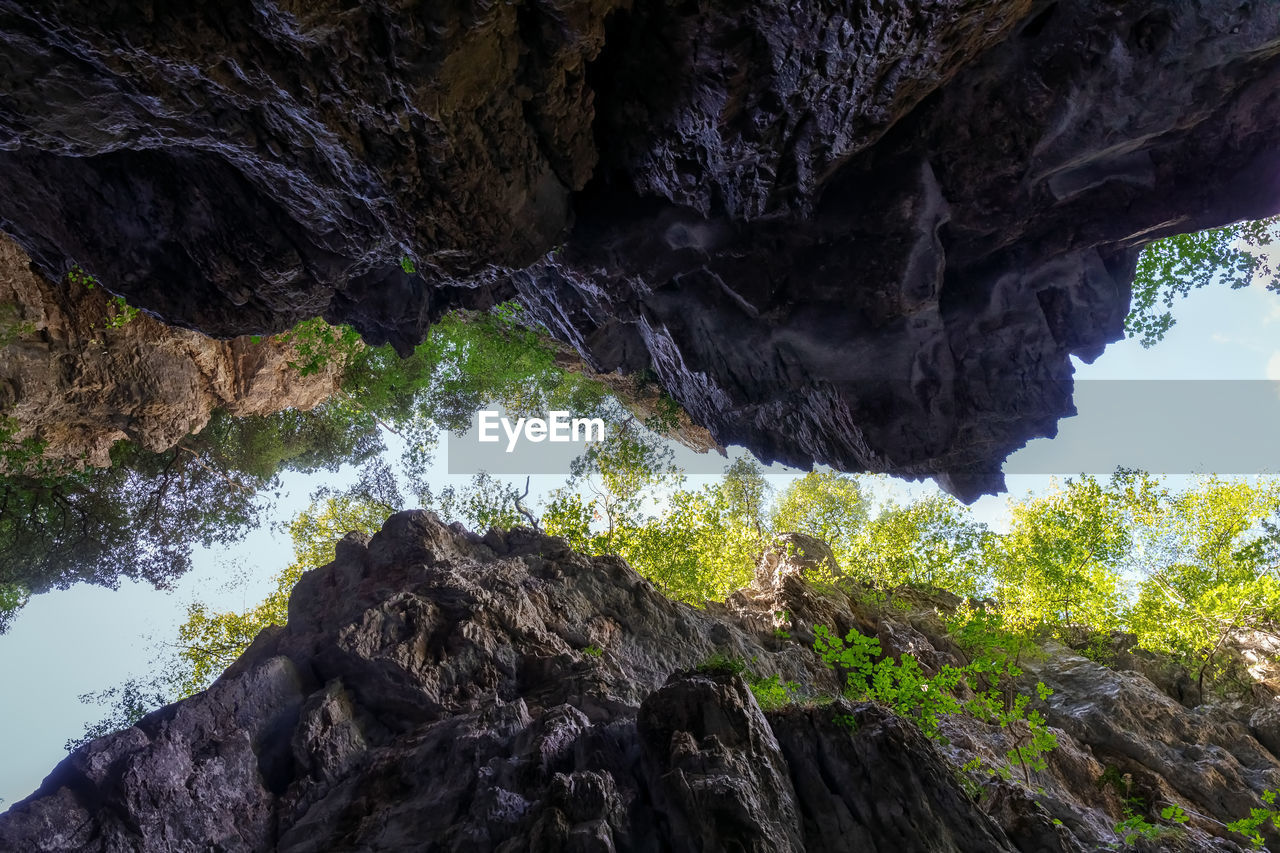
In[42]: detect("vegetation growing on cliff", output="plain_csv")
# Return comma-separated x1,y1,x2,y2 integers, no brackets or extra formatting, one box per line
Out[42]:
0,305,608,630
1127,214,1279,346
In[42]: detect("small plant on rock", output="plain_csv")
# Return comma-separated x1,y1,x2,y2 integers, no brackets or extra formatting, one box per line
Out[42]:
696,654,802,710
1114,814,1160,846
278,317,363,376
747,673,800,710
1228,789,1280,849
815,622,1058,783
0,302,36,346
68,265,140,330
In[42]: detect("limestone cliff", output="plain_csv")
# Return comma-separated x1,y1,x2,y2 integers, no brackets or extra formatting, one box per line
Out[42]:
2,1,1278,496
3,512,1278,851
0,234,342,468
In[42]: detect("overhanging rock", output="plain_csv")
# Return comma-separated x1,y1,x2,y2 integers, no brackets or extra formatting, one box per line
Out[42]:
1,1,1277,496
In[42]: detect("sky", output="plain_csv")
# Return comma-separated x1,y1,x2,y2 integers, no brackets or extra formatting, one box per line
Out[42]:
2,272,1279,809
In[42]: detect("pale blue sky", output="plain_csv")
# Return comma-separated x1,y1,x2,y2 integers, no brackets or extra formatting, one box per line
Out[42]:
2,274,1279,809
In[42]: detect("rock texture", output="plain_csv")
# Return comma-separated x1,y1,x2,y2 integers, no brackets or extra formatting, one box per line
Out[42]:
0,233,341,468
2,2,1278,496
3,513,1280,851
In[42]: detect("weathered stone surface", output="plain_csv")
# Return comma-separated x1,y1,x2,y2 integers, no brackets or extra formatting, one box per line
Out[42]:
0,512,1004,851
4,513,1279,851
0,234,341,467
770,702,1015,851
2,2,1278,495
1017,646,1280,848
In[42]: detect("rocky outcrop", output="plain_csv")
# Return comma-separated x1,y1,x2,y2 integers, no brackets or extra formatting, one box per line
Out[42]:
3,512,1279,851
0,234,341,467
2,2,1278,496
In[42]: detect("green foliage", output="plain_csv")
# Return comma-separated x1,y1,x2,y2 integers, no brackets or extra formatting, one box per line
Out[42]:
747,672,802,710
550,450,1280,706
721,456,773,540
771,471,869,554
1114,814,1161,846
848,493,990,595
1,301,618,623
1227,789,1280,849
0,416,60,476
544,424,760,604
833,712,859,732
344,305,607,436
582,644,603,658
67,265,140,330
544,457,865,606
174,474,397,696
1077,630,1120,667
696,653,747,676
278,317,363,376
0,403,384,618
1110,799,1190,848
1,442,257,599
70,478,399,744
0,301,36,346
815,625,976,743
612,486,759,603
542,491,596,551
1125,475,1280,698
65,678,170,751
1098,766,1193,846
1127,215,1279,347
945,605,1059,784
66,265,96,290
426,472,530,532
337,305,609,495
196,406,382,480
989,475,1129,638
696,654,802,710
816,615,1059,784
0,581,27,633
567,418,681,534
399,255,417,274
104,295,140,329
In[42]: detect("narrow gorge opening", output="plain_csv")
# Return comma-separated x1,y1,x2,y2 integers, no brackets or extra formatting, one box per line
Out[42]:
2,2,1280,850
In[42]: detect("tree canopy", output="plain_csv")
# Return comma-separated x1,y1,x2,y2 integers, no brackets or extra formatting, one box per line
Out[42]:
74,436,1280,745
0,303,611,630
1126,214,1279,347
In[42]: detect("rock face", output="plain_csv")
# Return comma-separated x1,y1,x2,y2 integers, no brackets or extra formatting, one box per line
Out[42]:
0,234,341,467
1,2,1278,495
3,512,1279,851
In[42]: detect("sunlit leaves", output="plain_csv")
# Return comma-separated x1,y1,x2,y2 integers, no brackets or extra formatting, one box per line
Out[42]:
64,679,170,752
173,488,393,696
847,495,989,595
427,471,529,532
1127,215,1279,347
771,471,868,554
0,304,609,623
566,417,682,537
989,476,1129,636
1126,476,1280,691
